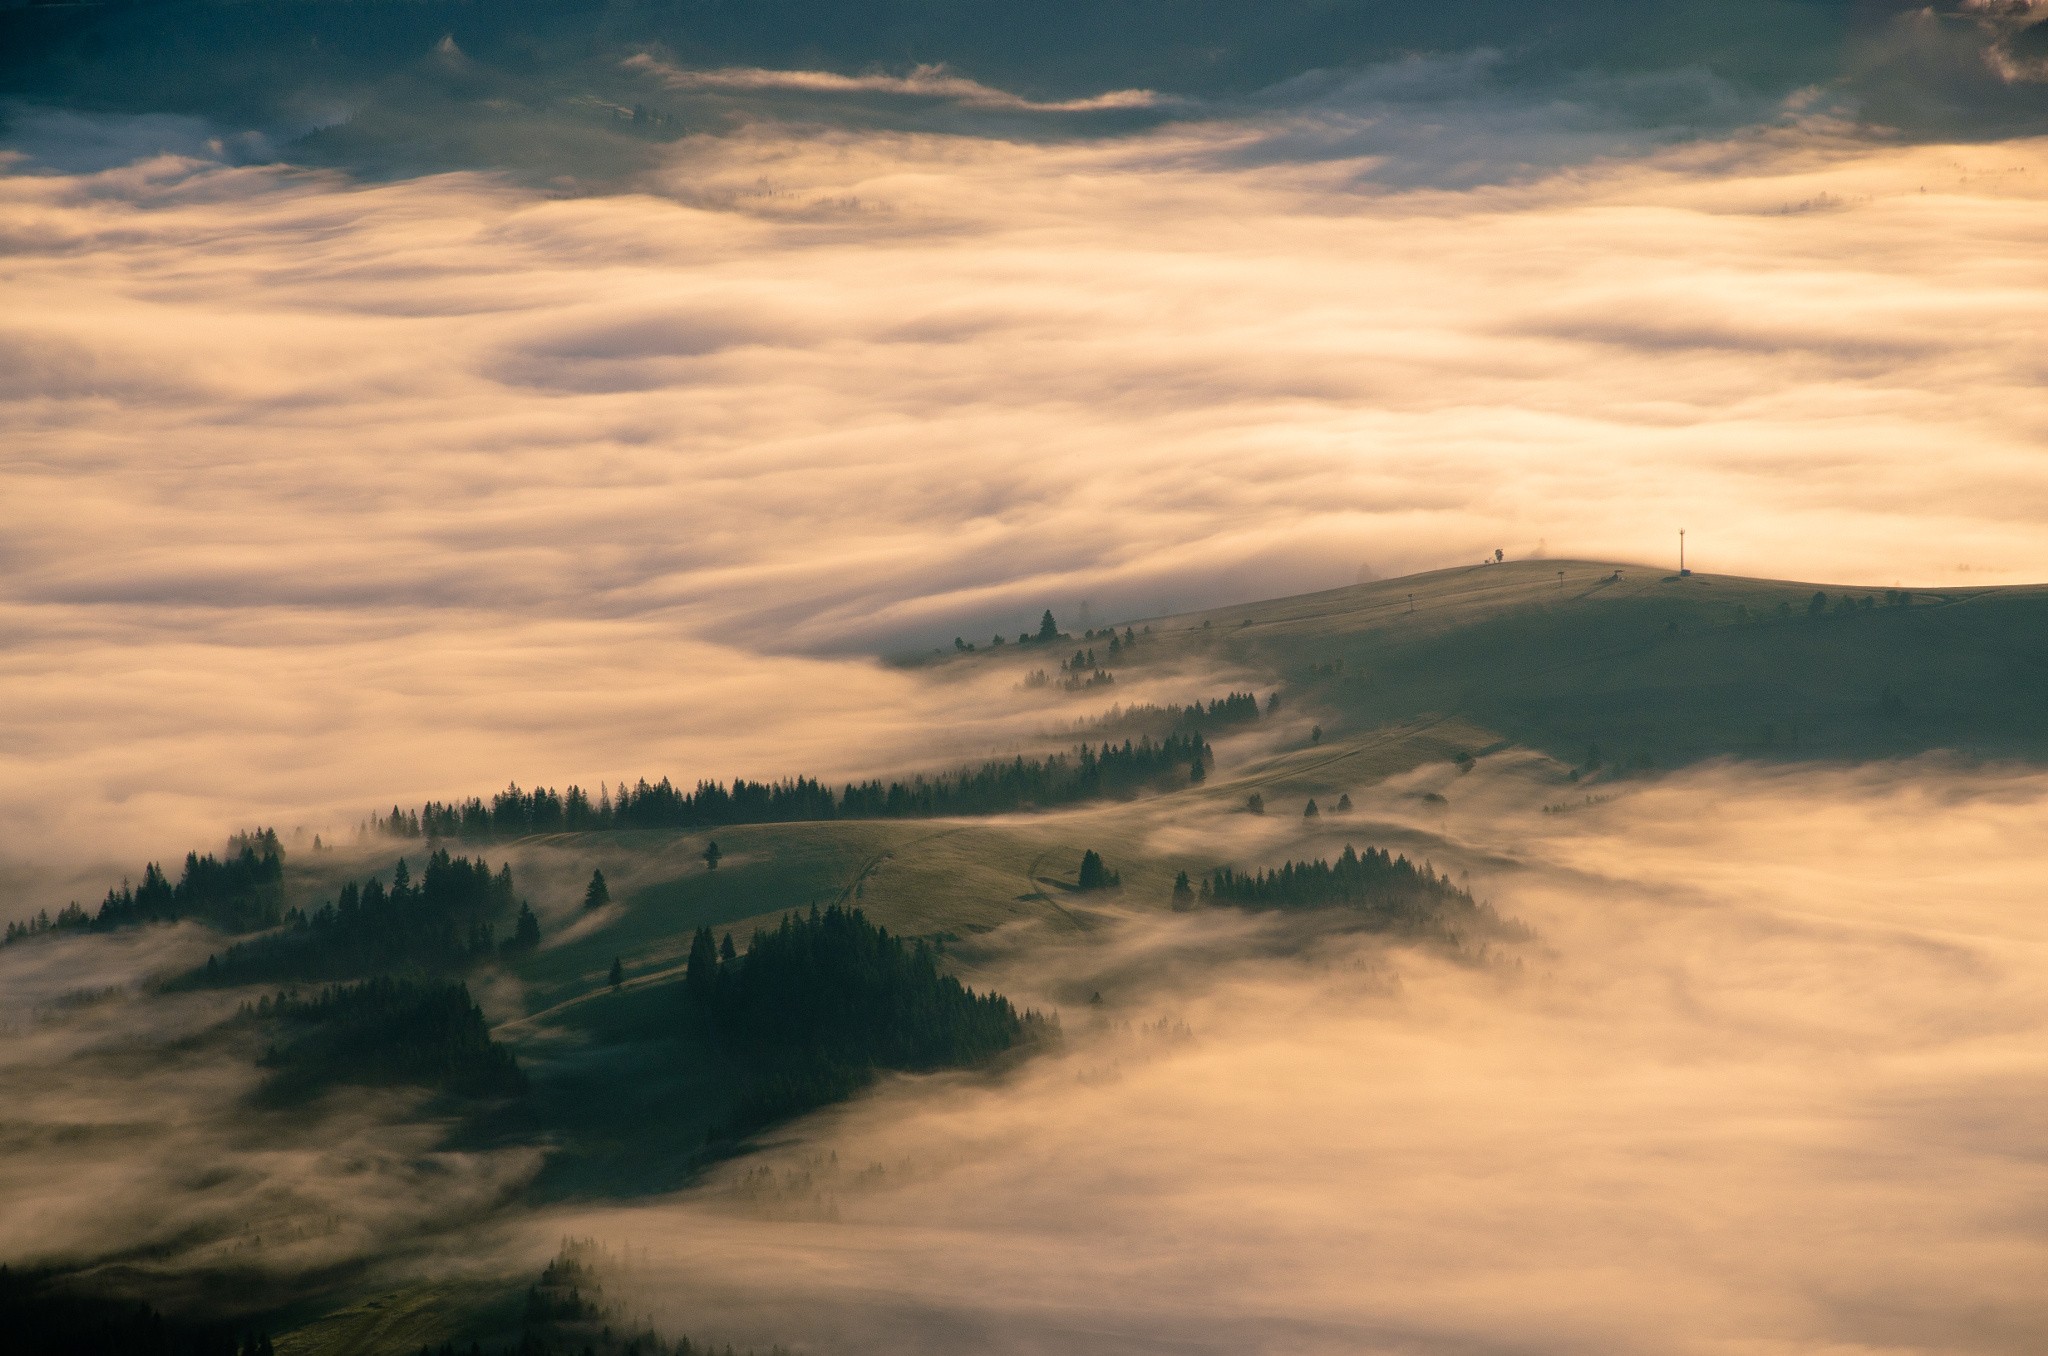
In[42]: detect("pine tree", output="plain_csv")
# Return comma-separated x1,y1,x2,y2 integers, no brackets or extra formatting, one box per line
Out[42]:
1247,792,1265,814
508,902,541,952
685,927,719,1000
1336,793,1352,812
583,869,610,910
608,957,624,989
703,840,722,870
1171,870,1195,910
719,932,737,963
1076,850,1118,891
1037,609,1059,642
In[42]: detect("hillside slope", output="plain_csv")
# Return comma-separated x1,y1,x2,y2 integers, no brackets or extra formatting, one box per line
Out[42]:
1079,560,2048,772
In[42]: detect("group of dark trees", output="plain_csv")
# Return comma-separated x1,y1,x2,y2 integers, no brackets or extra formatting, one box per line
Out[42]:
6,832,284,946
366,734,1210,844
1198,844,1480,931
681,905,1049,1134
193,851,522,987
0,1267,267,1356
245,977,526,1102
1806,590,1911,619
1087,691,1261,741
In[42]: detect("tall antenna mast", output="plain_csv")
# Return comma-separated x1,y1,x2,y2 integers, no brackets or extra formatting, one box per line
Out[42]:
1679,529,1690,577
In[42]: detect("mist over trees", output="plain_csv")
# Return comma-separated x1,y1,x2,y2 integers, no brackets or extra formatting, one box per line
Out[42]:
1083,690,1261,740
7,831,285,945
245,977,526,1103
194,851,518,986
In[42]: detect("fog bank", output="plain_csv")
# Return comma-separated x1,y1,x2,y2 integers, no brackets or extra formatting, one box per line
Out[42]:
4,98,2046,871
537,761,2048,1354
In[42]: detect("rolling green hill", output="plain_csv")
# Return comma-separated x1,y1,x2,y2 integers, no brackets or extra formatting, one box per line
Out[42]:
1033,559,2048,773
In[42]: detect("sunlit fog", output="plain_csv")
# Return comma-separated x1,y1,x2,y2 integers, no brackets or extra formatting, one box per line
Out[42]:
5,4,2047,1353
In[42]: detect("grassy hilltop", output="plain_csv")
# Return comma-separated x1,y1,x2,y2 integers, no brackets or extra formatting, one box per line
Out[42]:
1057,558,2048,773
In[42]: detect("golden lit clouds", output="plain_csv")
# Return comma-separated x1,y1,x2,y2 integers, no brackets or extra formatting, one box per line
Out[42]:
3,121,2047,864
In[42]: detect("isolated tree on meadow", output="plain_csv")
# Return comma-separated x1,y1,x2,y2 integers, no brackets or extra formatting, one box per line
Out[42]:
1038,610,1059,642
1247,792,1265,814
608,957,624,989
1304,799,1320,818
1336,793,1352,812
1311,725,1323,744
583,869,610,910
1076,850,1119,891
703,840,722,870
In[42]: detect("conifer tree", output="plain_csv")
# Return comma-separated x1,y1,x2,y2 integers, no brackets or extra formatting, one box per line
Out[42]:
1037,609,1059,641
583,868,610,910
1076,850,1119,891
608,957,624,989
509,902,541,953
703,840,722,870
1304,799,1320,818
685,926,719,999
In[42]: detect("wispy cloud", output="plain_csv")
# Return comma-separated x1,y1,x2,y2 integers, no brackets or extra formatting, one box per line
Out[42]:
623,55,1167,114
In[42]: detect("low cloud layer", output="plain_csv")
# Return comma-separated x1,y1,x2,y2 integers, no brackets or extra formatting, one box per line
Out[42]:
0,924,541,1303
3,85,2047,875
536,760,2048,1354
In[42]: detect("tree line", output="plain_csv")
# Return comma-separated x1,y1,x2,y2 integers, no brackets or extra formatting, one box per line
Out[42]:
190,851,529,987
6,831,284,946
1084,690,1262,739
367,732,1210,843
0,1265,268,1356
